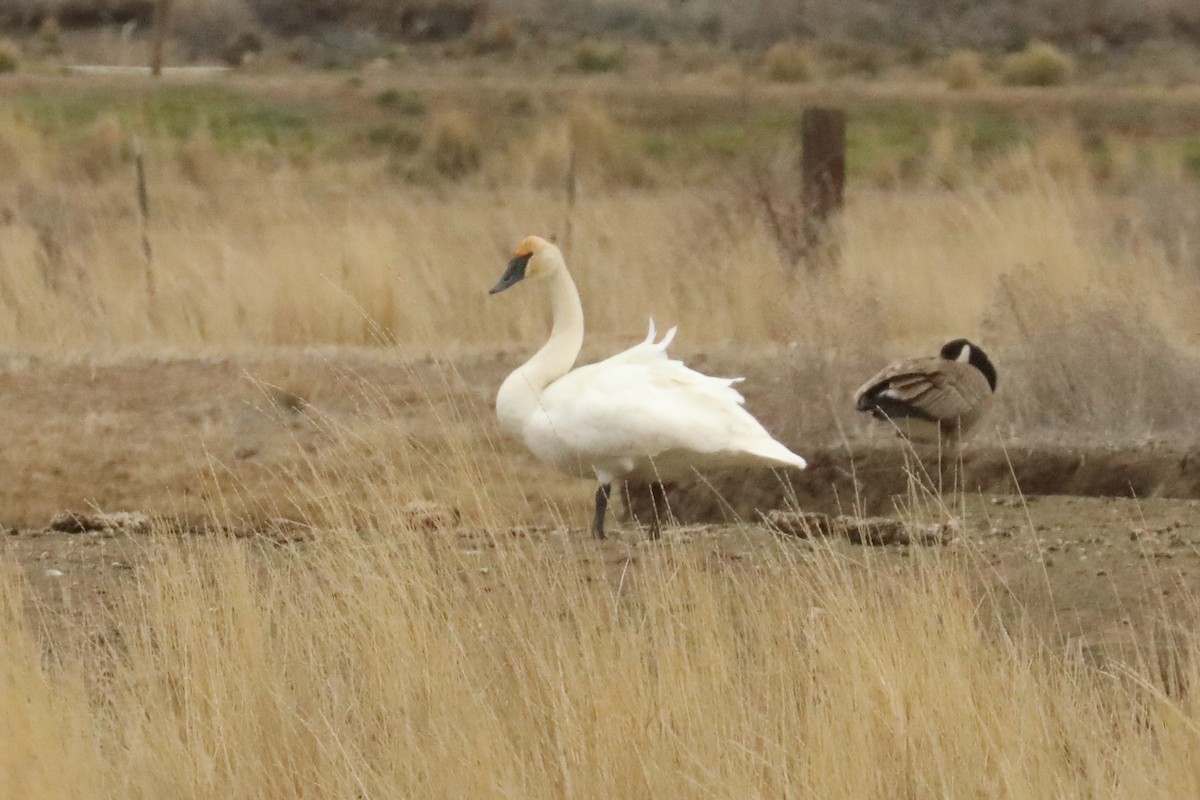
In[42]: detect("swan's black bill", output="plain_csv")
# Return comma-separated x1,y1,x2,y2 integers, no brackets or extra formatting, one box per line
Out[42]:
489,253,532,294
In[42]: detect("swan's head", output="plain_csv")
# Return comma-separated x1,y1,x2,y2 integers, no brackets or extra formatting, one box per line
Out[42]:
489,235,561,294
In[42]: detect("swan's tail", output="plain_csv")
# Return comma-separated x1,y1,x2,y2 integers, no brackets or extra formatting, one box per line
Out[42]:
753,443,811,470
742,435,808,470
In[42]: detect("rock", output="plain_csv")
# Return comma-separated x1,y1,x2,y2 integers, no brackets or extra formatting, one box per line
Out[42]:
762,510,833,538
400,501,460,531
764,510,957,546
49,511,152,535
837,516,909,545
234,444,260,460
44,568,63,578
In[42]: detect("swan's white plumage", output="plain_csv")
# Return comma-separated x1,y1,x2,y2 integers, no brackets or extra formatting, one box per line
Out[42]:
493,239,806,496
517,319,805,482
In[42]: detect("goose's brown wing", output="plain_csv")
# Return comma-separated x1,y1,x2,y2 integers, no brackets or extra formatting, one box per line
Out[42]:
855,358,990,423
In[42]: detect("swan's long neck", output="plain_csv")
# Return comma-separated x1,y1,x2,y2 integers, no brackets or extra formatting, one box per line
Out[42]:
496,261,584,434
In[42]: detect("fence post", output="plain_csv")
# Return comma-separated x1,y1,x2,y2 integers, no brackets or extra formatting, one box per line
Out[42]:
800,107,846,263
150,0,171,76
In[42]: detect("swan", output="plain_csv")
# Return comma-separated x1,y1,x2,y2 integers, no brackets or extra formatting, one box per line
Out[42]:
489,235,807,539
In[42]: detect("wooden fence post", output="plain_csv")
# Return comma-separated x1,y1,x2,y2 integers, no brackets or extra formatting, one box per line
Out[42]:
150,0,171,76
800,107,846,262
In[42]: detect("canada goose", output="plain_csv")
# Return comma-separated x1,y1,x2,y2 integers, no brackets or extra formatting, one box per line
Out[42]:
854,339,997,444
490,235,807,539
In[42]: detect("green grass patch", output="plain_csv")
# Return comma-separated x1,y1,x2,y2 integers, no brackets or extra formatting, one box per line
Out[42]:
367,123,422,155
696,125,747,158
15,91,111,132
374,89,426,116
846,103,930,176
1183,139,1200,178
16,86,322,150
963,108,1025,156
574,42,623,73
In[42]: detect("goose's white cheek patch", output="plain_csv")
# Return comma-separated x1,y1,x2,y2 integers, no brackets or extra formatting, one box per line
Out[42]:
956,345,971,363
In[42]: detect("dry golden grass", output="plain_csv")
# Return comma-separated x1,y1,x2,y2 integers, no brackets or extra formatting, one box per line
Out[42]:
943,48,985,90
0,104,1193,358
3,72,1200,795
2,91,1198,449
5,496,1200,797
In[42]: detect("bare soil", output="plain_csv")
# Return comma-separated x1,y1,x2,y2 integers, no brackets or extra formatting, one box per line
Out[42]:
3,350,1200,660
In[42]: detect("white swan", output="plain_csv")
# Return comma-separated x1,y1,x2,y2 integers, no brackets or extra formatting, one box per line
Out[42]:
489,235,807,539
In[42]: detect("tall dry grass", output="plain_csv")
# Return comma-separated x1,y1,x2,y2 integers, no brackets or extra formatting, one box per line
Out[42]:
4,501,1200,797
4,84,1200,796
4,99,1200,448
0,107,1195,357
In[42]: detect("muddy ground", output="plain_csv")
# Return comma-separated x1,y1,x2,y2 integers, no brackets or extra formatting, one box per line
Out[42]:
3,349,1200,659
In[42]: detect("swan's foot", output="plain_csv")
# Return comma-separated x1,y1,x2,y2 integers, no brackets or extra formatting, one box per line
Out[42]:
592,483,612,539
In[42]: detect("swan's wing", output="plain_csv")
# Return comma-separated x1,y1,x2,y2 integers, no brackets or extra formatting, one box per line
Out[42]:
531,332,803,471
855,358,988,422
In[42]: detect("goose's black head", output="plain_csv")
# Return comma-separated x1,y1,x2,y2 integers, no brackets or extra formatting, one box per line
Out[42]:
940,338,997,391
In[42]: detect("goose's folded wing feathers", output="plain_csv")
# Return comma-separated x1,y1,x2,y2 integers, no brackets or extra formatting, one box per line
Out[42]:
855,359,988,420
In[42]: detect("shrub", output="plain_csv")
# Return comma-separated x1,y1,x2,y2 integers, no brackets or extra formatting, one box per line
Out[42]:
37,16,62,56
79,113,126,182
1183,139,1200,178
1001,41,1074,87
763,41,815,83
469,17,518,55
944,49,984,90
0,40,19,73
573,41,623,73
567,102,654,187
367,123,422,155
428,109,481,179
822,39,887,77
173,0,256,60
375,89,426,116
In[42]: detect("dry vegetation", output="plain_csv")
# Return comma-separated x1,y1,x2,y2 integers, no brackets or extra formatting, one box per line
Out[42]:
2,25,1200,793
6,515,1200,798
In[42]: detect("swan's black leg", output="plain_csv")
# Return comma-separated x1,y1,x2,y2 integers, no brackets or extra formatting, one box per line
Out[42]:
592,483,612,539
648,481,668,541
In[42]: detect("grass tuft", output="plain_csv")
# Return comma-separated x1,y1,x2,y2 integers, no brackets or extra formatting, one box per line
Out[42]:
1002,41,1075,87
944,49,985,90
428,108,482,178
573,40,624,73
763,40,816,82
0,39,19,73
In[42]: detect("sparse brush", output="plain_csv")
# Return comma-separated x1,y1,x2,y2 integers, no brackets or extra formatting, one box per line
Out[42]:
427,108,482,179
470,17,519,55
78,114,126,182
1001,41,1075,86
375,89,426,115
177,126,222,187
567,102,655,188
821,38,888,77
707,59,747,85
36,16,62,56
0,39,19,74
368,122,422,156
763,40,816,82
573,40,623,73
944,49,985,90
